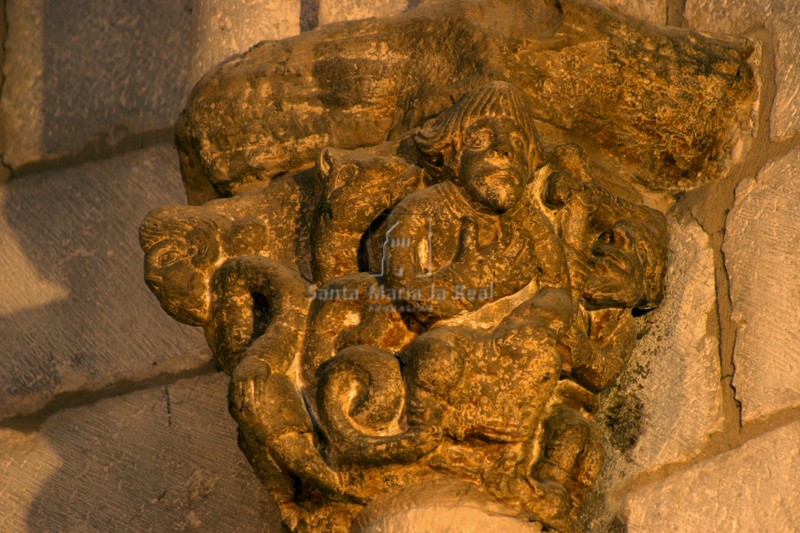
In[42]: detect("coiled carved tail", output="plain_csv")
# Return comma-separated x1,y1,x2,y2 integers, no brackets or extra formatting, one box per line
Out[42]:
317,345,439,464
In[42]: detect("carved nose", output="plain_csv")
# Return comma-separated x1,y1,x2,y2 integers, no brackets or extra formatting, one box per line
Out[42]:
491,144,512,159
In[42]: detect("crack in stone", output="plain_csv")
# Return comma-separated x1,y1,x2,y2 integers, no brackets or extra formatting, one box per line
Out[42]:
8,127,174,180
0,0,12,182
666,0,686,27
299,0,320,32
748,27,777,144
717,240,743,429
0,362,215,433
164,385,173,427
612,404,800,499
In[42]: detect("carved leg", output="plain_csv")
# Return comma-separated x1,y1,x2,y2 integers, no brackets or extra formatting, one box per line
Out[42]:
532,405,603,514
230,368,343,496
236,428,310,532
236,426,295,502
484,461,578,533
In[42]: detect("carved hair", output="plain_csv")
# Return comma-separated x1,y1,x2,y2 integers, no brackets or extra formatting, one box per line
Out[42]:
138,205,225,251
414,81,542,170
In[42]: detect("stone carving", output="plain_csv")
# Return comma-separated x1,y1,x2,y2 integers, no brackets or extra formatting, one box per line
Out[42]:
176,0,753,204
141,81,664,532
141,1,754,531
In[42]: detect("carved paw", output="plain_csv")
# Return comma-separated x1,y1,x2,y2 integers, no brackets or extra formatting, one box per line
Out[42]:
565,245,591,289
526,479,579,533
229,356,271,420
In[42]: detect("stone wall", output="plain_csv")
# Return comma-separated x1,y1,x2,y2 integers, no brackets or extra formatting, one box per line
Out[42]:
0,1,797,531
597,1,800,530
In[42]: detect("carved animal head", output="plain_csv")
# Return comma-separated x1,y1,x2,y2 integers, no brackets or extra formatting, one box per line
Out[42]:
584,217,667,310
139,206,228,326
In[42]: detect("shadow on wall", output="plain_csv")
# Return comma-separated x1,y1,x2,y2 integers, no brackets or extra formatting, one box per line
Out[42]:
301,0,320,31
38,0,192,158
0,155,275,530
301,0,427,31
0,1,305,530
20,374,283,532
0,146,205,417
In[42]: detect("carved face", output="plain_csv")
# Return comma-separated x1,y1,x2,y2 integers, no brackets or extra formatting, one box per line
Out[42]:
583,222,648,309
455,116,531,213
143,224,221,326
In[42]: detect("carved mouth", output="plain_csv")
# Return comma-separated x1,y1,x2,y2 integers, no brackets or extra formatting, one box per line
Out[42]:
484,170,520,185
486,163,525,181
489,171,512,180
146,275,164,295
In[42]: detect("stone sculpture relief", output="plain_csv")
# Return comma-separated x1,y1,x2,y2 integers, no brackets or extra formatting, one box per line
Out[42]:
140,1,754,531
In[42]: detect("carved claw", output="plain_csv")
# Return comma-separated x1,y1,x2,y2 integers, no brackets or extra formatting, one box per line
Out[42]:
229,356,272,417
268,433,370,506
229,364,347,501
489,472,578,533
524,479,579,533
271,432,342,493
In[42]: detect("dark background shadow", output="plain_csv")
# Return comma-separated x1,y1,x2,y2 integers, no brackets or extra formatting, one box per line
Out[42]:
40,1,192,158
23,373,282,532
0,146,205,418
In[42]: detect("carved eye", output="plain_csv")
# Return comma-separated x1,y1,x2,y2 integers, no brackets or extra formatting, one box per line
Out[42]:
157,249,182,267
466,128,492,150
510,133,526,152
599,227,631,249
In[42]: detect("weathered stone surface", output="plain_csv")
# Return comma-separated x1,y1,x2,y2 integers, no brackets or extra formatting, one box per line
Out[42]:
149,79,671,532
0,0,192,169
685,0,797,35
723,148,800,424
624,422,800,532
0,373,281,532
599,218,723,486
615,218,722,465
355,479,543,532
190,0,301,85
685,0,800,138
593,0,667,25
771,15,800,139
318,0,408,25
0,145,207,419
178,0,754,200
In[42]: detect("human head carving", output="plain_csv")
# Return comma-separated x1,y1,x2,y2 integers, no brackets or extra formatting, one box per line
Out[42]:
415,81,543,213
